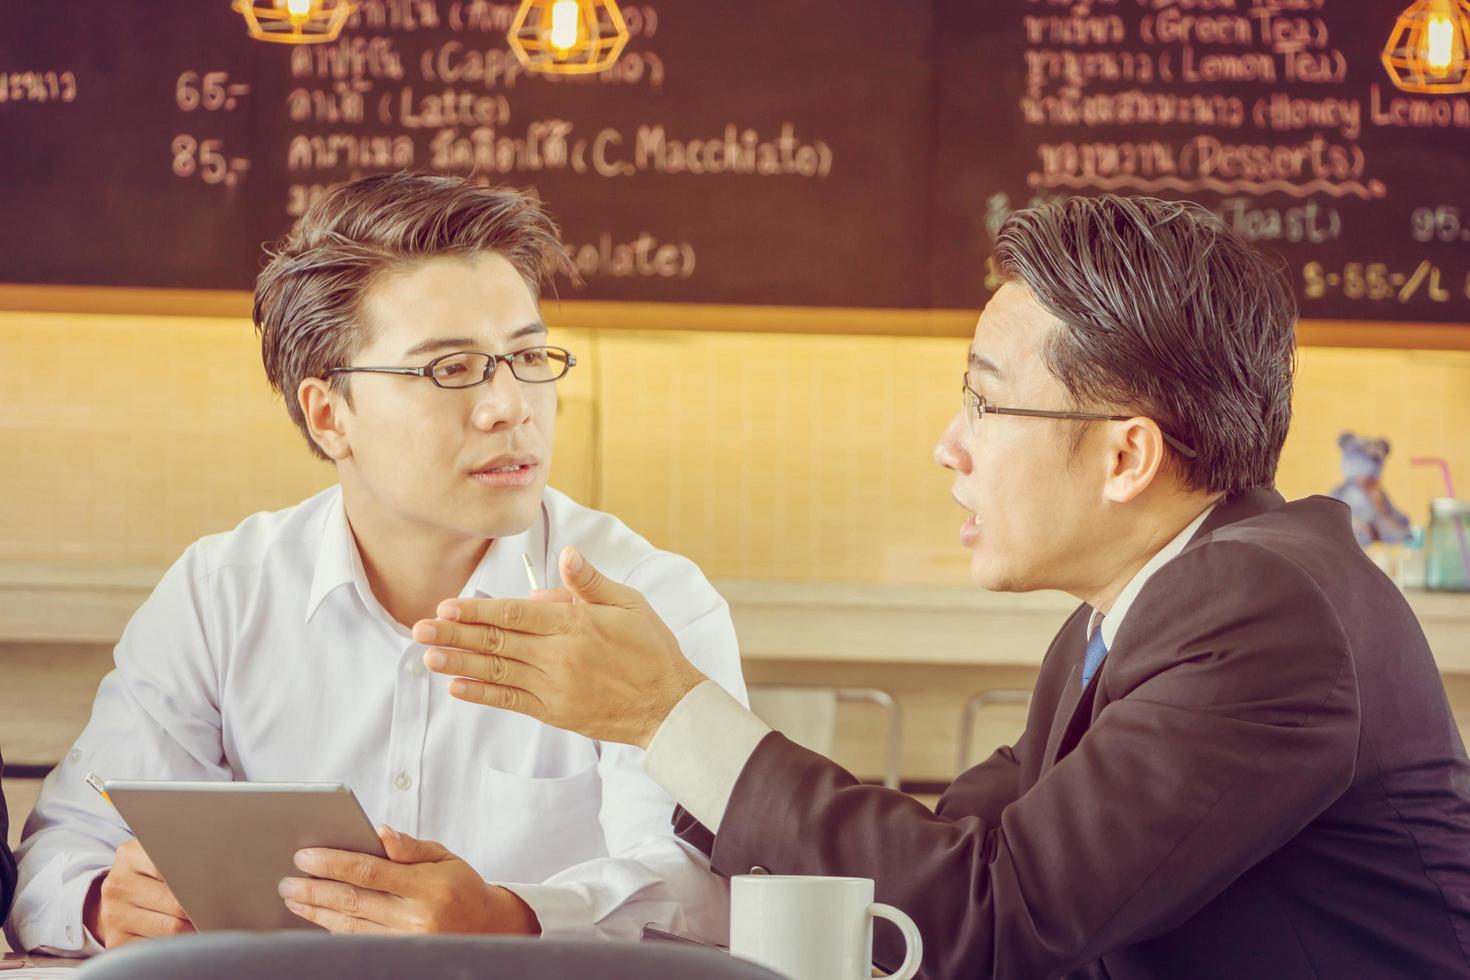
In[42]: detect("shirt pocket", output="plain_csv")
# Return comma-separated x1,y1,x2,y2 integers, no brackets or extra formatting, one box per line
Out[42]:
476,761,607,884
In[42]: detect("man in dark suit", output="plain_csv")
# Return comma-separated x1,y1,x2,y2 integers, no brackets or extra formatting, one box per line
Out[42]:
2,749,16,925
418,196,1470,978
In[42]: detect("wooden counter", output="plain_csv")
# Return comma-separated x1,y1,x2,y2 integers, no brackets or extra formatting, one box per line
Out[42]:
4,563,1470,673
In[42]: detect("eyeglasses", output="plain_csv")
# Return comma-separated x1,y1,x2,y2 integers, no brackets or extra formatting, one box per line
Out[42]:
325,347,576,389
961,375,1198,459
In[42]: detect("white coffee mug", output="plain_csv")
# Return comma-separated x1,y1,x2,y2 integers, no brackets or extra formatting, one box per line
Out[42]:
729,874,922,980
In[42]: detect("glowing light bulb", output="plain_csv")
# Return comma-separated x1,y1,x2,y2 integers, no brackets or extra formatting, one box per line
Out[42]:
549,0,581,53
274,0,314,22
237,0,348,44
1426,11,1457,73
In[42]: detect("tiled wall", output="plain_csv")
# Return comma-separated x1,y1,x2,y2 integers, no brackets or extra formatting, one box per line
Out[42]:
2,308,1469,579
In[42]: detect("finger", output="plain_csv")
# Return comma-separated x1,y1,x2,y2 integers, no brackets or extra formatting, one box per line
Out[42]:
283,899,390,935
117,839,165,881
559,547,644,610
414,619,551,666
113,904,195,939
377,826,451,864
422,597,569,638
422,646,545,690
447,680,547,720
528,588,573,603
294,848,404,894
126,874,191,921
278,877,396,925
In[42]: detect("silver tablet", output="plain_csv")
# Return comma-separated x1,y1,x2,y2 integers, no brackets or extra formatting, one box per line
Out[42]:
102,780,387,932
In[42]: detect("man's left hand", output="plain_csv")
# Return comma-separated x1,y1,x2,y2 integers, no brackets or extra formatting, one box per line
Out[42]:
413,546,708,749
278,826,539,935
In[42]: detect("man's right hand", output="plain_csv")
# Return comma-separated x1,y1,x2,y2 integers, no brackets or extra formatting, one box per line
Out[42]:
82,838,194,948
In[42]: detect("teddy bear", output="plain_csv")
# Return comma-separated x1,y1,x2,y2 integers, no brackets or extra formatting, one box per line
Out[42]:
1329,432,1412,547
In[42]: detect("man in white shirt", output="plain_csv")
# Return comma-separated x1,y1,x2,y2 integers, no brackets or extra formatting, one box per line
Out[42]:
6,173,745,955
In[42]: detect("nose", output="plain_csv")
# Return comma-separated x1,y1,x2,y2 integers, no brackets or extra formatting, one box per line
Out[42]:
934,410,972,474
469,360,533,432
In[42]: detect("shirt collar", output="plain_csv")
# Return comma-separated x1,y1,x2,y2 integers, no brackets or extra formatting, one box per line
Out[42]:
305,489,358,623
305,491,552,622
1095,501,1217,651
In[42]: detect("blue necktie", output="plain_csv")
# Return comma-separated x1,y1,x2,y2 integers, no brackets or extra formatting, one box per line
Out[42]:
1081,624,1108,689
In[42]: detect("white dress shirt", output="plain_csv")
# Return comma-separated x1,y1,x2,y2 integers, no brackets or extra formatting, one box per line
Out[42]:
6,485,747,955
644,503,1217,834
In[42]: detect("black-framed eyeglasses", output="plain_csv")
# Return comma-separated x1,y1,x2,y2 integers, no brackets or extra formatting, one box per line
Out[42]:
962,375,1198,459
325,347,576,389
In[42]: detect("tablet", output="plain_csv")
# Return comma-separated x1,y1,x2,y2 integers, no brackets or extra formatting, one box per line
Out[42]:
103,780,387,932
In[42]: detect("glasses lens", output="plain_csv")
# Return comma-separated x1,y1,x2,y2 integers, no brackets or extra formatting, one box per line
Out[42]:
962,383,982,433
508,347,570,383
430,352,492,388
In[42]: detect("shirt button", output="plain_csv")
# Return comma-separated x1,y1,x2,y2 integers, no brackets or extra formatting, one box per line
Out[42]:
394,771,413,790
403,659,420,675
66,926,76,943
68,749,82,763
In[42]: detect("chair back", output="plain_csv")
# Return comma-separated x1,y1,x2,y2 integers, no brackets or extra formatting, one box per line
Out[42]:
74,932,783,980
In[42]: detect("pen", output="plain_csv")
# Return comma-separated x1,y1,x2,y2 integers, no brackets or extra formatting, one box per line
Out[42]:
522,552,541,592
84,771,112,806
640,923,729,951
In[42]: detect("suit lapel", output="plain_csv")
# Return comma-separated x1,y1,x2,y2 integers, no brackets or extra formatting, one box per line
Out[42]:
1044,665,1105,770
1041,617,1091,771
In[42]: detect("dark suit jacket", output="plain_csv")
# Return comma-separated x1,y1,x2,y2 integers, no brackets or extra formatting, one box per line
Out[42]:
678,489,1470,979
1,749,16,924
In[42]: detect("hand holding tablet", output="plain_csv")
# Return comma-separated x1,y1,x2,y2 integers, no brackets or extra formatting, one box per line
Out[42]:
96,781,386,935
277,826,539,936
84,836,195,949
92,779,540,941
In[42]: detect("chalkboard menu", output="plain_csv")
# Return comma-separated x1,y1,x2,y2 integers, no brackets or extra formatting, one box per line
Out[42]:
1,0,1467,325
933,0,1470,324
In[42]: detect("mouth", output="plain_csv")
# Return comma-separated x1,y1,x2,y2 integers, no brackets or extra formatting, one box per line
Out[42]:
469,455,539,490
952,491,983,548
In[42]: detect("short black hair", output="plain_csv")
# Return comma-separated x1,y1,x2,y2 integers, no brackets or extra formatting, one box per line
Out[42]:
994,195,1297,494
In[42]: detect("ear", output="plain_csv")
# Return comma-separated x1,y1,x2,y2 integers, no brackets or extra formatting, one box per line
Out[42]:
1376,439,1390,455
1101,418,1167,505
297,377,353,461
1338,432,1355,449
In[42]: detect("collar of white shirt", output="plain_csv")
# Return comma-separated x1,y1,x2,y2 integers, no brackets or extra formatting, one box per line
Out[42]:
303,490,550,630
1093,501,1217,650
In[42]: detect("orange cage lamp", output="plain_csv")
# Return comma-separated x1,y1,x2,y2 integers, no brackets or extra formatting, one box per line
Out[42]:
232,0,355,45
508,0,630,75
1382,0,1470,94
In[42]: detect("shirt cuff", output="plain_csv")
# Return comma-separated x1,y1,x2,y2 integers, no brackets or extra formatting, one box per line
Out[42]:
496,881,593,938
13,858,107,956
643,680,771,834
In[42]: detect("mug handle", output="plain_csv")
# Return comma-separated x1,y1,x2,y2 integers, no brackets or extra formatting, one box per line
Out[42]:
868,903,923,980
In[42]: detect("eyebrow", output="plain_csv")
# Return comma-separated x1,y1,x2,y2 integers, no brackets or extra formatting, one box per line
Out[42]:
968,351,1004,379
400,321,547,360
